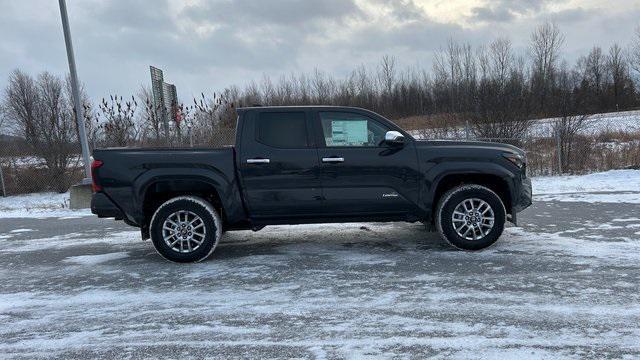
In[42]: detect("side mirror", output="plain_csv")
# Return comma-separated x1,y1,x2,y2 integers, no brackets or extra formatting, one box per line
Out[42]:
384,130,405,145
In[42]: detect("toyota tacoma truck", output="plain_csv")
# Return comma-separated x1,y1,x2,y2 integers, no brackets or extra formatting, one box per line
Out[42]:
91,106,532,262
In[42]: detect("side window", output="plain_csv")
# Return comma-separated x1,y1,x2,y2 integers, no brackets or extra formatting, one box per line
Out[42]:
320,112,389,147
257,112,308,148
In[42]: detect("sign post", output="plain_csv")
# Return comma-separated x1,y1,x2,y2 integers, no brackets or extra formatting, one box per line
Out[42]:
150,66,170,145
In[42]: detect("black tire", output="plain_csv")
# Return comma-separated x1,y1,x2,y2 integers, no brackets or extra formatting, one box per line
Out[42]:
149,196,222,263
435,185,506,251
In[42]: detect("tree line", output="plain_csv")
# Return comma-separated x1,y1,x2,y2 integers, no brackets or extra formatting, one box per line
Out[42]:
2,21,640,151
226,22,640,139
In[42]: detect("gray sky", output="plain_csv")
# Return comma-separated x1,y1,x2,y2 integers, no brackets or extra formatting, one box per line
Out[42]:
1,0,639,101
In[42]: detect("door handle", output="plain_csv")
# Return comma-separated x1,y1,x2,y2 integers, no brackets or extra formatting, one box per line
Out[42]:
246,158,270,164
322,157,344,163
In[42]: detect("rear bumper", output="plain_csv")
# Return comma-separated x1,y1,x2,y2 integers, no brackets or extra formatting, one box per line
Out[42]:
91,192,124,219
514,177,532,213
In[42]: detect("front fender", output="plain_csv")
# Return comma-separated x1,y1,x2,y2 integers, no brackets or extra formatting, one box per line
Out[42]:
423,161,518,210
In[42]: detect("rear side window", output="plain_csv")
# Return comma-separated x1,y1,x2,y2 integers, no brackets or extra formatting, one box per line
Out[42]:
257,112,308,148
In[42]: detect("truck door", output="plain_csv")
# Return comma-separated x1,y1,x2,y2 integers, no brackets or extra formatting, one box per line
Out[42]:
238,110,322,219
314,110,420,216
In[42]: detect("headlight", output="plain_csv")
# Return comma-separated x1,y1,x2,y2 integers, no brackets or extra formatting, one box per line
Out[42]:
503,153,526,169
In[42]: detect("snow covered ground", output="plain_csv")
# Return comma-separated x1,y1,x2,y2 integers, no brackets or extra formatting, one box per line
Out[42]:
0,170,639,357
1,201,639,358
410,109,640,139
528,109,640,137
532,169,640,203
0,192,91,218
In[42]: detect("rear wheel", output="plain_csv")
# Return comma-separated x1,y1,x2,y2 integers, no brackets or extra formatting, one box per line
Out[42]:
149,196,222,262
435,185,506,250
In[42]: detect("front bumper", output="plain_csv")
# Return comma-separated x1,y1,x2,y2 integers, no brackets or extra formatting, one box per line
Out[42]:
91,192,124,219
514,177,532,213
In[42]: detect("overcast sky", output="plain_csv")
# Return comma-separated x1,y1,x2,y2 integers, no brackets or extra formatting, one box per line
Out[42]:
1,0,639,101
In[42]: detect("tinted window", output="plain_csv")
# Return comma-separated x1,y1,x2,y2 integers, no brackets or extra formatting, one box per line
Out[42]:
257,112,308,148
320,112,389,147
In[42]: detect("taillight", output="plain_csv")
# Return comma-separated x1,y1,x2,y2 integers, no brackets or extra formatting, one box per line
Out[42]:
91,160,103,192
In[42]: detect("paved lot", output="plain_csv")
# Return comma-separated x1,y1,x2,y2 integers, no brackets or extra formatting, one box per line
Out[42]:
1,198,640,358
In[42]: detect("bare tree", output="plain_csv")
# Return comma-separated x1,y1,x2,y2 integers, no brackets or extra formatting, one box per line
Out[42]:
554,114,592,173
630,26,640,77
0,104,6,130
447,39,463,112
489,38,513,85
138,86,163,144
574,47,606,111
377,55,397,95
3,70,81,192
311,69,337,103
472,37,534,141
530,21,565,113
606,44,631,110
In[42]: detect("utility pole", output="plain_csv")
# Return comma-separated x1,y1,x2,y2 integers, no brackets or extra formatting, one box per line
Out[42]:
59,0,91,181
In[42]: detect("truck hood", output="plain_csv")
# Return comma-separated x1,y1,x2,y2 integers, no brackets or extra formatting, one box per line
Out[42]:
414,139,525,157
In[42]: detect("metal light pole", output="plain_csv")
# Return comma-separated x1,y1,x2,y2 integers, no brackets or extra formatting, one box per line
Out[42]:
59,0,91,181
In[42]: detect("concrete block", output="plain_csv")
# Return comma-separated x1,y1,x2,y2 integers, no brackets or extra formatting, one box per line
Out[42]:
70,183,92,209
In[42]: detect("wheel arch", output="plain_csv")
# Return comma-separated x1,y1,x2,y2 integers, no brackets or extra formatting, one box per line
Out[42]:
141,177,226,228
430,172,513,219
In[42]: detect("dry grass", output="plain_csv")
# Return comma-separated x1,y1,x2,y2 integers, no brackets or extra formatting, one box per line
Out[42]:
395,119,640,176
517,133,640,175
394,113,468,131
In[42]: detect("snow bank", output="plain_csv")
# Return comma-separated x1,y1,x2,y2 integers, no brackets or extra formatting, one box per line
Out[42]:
0,192,91,218
533,170,640,203
411,110,640,139
533,170,640,194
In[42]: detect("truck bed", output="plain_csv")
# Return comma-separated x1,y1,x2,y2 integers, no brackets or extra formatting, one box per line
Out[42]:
92,147,244,227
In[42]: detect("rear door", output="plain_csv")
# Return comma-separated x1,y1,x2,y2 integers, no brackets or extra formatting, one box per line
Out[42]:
313,110,420,216
238,109,322,219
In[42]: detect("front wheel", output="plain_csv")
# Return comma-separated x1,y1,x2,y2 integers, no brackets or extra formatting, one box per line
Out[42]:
149,196,222,263
435,185,506,251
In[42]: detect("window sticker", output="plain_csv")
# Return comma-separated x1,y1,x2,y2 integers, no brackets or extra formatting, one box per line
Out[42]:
329,120,368,146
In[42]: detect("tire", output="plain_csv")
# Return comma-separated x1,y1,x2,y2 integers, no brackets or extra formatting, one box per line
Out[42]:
435,185,506,251
149,196,222,263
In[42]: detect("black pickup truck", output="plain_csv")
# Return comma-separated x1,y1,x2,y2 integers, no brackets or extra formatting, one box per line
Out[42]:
92,106,531,262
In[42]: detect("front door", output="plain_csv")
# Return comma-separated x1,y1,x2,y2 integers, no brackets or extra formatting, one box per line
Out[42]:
314,111,420,216
238,110,322,219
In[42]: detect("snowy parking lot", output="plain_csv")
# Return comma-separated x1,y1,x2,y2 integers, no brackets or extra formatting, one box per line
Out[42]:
1,171,640,358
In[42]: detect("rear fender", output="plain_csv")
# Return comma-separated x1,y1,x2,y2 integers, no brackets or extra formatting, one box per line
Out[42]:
132,168,244,225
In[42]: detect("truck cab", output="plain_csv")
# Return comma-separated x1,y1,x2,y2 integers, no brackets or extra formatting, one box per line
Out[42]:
236,106,422,223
